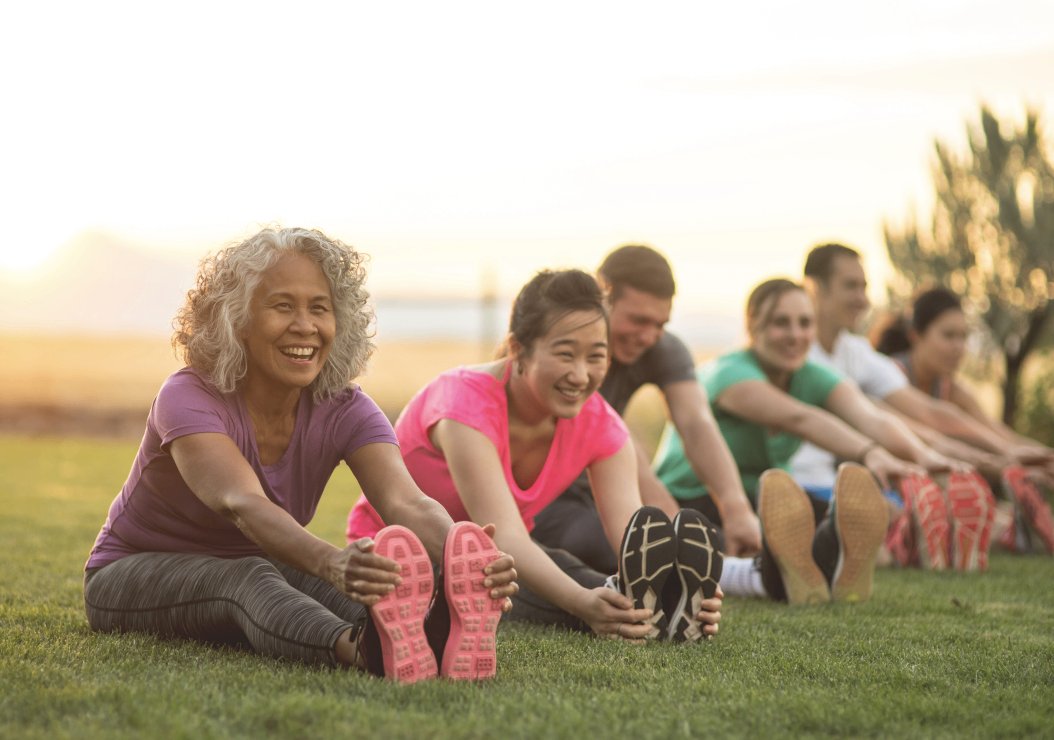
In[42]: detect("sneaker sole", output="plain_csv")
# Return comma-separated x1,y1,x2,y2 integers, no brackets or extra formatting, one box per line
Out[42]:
369,525,438,683
831,464,888,603
619,506,676,638
758,470,829,605
667,509,724,642
947,472,992,572
1002,466,1054,555
442,522,503,680
902,474,950,571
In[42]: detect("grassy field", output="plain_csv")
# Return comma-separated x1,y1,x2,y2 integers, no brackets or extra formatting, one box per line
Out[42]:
2,436,1053,739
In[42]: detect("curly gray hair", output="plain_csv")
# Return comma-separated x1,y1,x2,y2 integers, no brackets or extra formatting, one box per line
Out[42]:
173,226,374,401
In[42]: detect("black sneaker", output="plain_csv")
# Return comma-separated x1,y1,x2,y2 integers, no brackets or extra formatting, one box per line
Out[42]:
618,506,677,640
666,508,724,642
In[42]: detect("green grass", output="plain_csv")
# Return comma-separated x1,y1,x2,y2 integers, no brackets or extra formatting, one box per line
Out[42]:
2,436,1053,739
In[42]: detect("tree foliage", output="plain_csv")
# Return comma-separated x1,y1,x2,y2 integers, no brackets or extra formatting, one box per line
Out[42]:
884,105,1054,424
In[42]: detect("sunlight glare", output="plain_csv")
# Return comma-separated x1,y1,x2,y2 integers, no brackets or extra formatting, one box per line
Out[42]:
0,243,62,276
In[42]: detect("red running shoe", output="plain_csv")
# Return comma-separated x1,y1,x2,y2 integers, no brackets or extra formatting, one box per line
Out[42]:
441,522,504,680
900,474,950,571
884,510,915,568
1002,466,1054,555
885,479,918,568
946,472,993,572
369,525,438,683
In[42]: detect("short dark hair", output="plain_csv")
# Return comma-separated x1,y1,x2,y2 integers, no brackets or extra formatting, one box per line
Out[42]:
872,314,911,356
507,269,608,356
598,245,676,301
912,288,962,334
872,288,963,355
803,243,861,282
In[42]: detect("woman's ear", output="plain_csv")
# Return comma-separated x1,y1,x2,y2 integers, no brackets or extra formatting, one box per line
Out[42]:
507,335,530,375
509,335,527,360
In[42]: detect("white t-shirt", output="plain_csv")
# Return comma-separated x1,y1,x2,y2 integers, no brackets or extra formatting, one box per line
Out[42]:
789,331,908,488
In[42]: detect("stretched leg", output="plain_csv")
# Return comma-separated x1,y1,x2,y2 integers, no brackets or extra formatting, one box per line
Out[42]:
505,543,606,632
84,552,364,668
532,479,618,574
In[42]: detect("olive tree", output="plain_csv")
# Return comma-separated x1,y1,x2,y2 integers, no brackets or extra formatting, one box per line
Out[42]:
884,105,1054,424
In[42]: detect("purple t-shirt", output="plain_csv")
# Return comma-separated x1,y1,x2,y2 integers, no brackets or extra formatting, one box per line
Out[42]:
86,367,397,569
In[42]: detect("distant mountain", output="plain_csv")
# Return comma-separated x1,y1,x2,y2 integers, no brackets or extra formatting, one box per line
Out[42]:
0,232,198,336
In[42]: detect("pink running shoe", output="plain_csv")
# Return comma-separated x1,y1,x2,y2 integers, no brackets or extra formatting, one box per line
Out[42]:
946,472,993,572
441,522,504,680
1002,466,1054,555
369,525,439,683
900,474,950,571
884,505,916,568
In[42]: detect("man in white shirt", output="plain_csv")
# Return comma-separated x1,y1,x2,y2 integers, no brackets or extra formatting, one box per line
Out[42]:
791,243,1021,492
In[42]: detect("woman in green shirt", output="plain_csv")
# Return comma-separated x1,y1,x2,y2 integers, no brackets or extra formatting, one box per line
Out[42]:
655,279,929,604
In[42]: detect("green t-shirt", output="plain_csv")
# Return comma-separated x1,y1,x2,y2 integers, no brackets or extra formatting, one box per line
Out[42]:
654,349,843,501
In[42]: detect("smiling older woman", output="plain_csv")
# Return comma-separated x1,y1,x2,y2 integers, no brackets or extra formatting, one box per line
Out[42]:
82,227,517,683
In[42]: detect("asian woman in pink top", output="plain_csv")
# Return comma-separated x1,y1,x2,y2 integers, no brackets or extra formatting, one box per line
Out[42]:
349,269,725,643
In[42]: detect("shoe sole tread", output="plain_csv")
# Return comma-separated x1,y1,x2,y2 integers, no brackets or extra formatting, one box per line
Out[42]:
442,522,503,680
832,465,887,603
619,507,677,638
370,526,438,684
668,512,723,642
1003,467,1054,555
759,471,828,606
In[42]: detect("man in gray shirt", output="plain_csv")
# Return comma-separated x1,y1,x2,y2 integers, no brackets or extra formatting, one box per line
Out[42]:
532,245,760,572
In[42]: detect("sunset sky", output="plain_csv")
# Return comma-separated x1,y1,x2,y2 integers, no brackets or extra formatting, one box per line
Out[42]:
1,0,1052,338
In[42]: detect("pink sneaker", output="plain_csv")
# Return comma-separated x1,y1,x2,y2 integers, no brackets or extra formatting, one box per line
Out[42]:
1002,466,1054,555
946,472,993,572
885,506,916,568
441,522,504,680
900,474,950,571
369,525,438,683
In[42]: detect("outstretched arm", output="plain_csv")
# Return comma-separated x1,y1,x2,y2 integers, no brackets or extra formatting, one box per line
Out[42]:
716,380,922,489
884,385,1015,454
948,379,1054,458
663,379,760,555
171,433,401,605
824,382,962,473
432,420,653,639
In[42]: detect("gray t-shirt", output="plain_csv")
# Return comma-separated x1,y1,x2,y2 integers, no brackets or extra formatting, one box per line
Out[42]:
600,331,696,414
560,331,696,500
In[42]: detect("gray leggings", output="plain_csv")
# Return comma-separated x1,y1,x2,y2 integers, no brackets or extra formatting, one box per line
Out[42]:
84,552,366,667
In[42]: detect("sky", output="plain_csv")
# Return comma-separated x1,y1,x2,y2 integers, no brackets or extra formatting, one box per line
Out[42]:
1,0,1052,342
